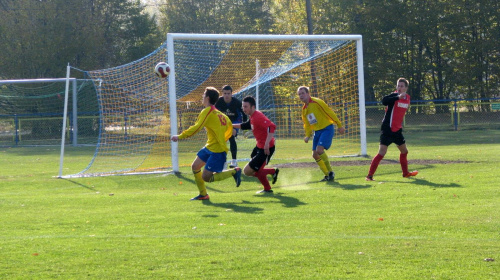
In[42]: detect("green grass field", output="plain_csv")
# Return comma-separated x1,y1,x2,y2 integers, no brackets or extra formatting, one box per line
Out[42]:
1,130,499,279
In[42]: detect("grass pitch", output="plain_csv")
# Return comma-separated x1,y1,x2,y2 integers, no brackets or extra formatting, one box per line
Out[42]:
0,130,499,279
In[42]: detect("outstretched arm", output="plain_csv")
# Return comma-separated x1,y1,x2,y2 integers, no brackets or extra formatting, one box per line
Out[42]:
382,93,400,106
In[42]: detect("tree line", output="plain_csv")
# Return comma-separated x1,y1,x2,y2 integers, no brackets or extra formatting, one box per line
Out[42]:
0,0,498,104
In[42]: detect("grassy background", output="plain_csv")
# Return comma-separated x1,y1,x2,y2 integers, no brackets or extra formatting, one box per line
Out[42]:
0,130,499,279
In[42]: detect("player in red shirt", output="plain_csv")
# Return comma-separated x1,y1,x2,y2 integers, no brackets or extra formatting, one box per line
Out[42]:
366,78,418,181
233,96,279,193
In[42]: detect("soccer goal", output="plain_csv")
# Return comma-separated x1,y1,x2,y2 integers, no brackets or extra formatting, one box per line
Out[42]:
60,34,366,178
0,78,97,147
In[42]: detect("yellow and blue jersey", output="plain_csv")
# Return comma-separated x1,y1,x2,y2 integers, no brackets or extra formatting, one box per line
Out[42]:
301,97,343,138
178,105,232,153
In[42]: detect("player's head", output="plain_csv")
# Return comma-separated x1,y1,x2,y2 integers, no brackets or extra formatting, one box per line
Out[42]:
297,86,310,103
203,87,220,105
396,78,409,93
221,85,233,103
242,96,256,116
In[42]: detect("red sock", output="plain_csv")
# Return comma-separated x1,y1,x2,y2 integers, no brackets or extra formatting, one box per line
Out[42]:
259,168,275,176
254,171,272,191
368,154,384,176
254,162,272,191
257,160,275,176
400,152,408,175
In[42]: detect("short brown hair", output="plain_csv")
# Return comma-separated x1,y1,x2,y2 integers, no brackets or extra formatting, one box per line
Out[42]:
397,78,409,87
204,87,220,105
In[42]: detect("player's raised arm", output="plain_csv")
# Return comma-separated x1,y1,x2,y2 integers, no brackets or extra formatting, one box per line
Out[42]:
382,92,399,106
177,107,212,140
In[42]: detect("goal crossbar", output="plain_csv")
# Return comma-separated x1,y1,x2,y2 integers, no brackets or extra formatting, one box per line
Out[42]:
166,33,367,172
58,33,367,178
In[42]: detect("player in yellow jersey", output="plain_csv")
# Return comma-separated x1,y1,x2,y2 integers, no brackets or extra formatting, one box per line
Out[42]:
171,87,242,200
298,86,345,182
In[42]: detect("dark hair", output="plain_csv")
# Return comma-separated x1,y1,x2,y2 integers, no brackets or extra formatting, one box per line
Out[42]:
222,85,233,92
397,78,409,87
204,87,220,105
242,96,256,108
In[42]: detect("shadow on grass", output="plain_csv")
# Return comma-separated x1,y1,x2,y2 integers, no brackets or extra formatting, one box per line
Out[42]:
283,179,373,191
402,177,462,188
201,199,264,214
176,172,275,194
175,170,255,185
341,164,436,181
363,174,462,188
354,164,462,188
62,178,97,191
174,173,195,185
200,192,308,213
252,191,308,208
326,181,373,190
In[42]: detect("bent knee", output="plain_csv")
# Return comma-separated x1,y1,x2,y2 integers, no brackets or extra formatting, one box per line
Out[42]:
201,174,212,182
312,151,321,160
243,166,255,177
201,173,213,182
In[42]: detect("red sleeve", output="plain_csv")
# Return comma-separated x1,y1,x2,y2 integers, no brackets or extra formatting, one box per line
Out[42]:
267,120,276,133
256,111,276,133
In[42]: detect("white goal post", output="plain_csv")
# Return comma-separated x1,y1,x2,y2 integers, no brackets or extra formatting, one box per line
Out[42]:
0,77,79,149
166,33,367,173
57,33,367,178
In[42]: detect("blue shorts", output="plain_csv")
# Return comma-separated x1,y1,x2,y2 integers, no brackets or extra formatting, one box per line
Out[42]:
312,124,335,150
197,147,227,173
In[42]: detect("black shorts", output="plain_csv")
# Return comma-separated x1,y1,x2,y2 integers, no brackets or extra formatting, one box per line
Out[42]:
248,146,275,172
380,129,406,146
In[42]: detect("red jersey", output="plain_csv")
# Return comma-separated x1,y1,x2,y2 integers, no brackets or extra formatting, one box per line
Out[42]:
381,92,410,132
240,110,276,149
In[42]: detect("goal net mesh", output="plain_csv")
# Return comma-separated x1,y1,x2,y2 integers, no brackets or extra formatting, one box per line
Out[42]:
0,80,97,146
68,37,361,177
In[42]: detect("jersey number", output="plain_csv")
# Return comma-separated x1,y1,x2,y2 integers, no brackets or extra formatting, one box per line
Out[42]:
218,114,227,126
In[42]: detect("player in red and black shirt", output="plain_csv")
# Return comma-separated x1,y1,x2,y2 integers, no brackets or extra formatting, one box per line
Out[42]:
233,96,279,193
366,78,418,181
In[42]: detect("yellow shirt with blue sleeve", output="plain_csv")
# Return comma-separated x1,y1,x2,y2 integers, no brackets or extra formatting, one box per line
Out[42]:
301,97,343,138
178,105,232,153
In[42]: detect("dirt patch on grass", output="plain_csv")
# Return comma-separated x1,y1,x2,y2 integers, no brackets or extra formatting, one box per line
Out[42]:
273,159,470,168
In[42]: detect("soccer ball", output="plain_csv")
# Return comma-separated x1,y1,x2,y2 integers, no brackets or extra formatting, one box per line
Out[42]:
154,62,170,78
